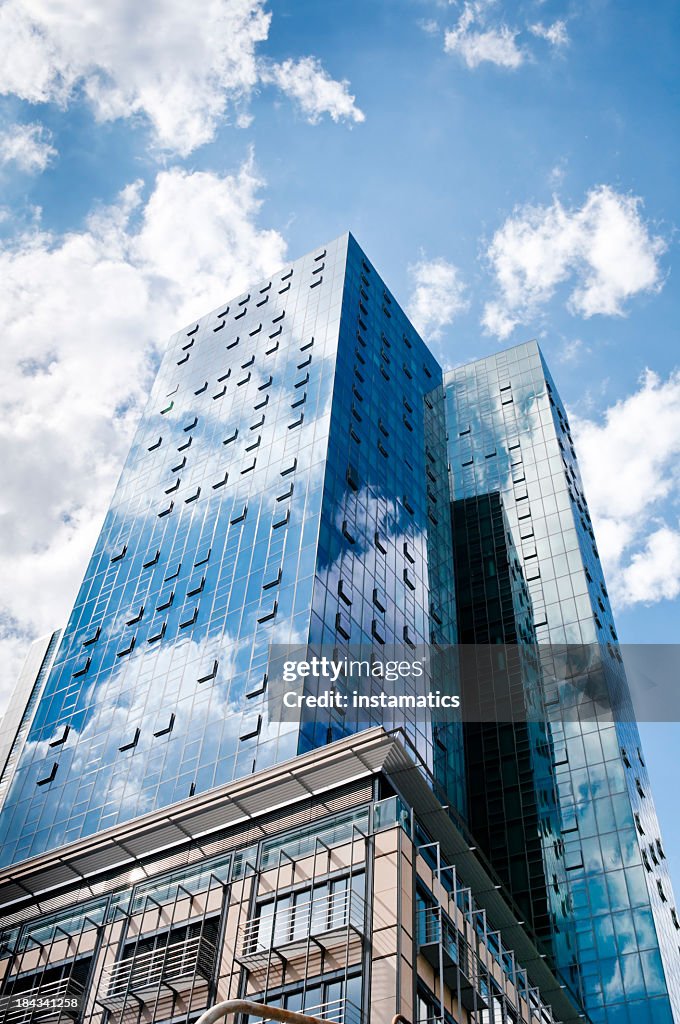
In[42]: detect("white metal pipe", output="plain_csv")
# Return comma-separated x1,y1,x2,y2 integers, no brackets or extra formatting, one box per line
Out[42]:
194,999,330,1024
194,1000,413,1024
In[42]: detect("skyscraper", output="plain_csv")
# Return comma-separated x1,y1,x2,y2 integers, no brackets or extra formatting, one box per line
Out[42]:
446,343,680,1023
0,238,677,1024
0,232,459,868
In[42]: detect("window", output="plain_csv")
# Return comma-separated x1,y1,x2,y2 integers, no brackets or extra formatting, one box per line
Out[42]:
156,591,173,612
240,714,262,740
119,728,140,752
117,636,136,657
111,543,127,563
148,622,166,642
187,576,205,597
342,520,356,545
372,620,385,644
417,992,440,1024
263,567,282,590
82,625,101,646
37,763,58,786
257,600,278,623
198,660,218,684
49,725,70,747
335,610,351,640
179,608,198,629
250,873,364,953
153,716,177,741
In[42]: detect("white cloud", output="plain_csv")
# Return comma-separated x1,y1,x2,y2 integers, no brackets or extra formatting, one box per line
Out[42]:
260,57,364,124
0,122,56,173
0,0,363,155
482,186,666,339
407,257,468,341
556,338,588,365
444,2,524,68
572,370,680,608
445,24,524,68
616,528,680,605
529,20,569,47
0,158,287,711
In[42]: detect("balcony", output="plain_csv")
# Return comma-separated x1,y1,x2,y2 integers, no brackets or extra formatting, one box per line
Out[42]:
98,933,215,1009
304,999,362,1024
238,888,365,967
417,906,487,1012
0,976,85,1024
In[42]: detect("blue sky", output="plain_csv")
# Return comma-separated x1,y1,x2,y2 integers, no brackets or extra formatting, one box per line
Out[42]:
0,0,678,880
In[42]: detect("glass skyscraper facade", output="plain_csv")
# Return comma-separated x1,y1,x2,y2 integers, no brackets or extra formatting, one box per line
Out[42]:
451,492,572,965
446,343,680,1024
0,239,677,1024
0,233,461,868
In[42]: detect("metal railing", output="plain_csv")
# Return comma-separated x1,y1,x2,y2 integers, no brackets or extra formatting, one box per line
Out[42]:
239,889,365,962
99,933,215,1006
297,998,361,1024
417,905,469,973
0,976,84,1023
417,904,487,1012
